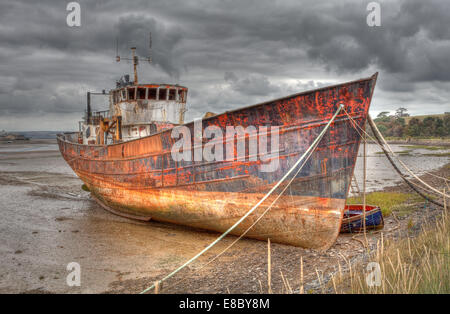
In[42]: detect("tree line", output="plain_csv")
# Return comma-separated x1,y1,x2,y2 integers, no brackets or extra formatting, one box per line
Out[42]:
373,108,450,138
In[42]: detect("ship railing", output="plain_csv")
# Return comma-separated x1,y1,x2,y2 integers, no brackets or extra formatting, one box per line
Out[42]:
85,110,111,125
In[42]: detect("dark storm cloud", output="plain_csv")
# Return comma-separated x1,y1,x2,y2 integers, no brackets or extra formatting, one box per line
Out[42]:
0,0,449,130
115,15,184,78
225,72,280,96
303,0,450,83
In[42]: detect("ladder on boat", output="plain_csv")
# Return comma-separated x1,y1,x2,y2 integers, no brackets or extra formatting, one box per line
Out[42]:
350,175,361,196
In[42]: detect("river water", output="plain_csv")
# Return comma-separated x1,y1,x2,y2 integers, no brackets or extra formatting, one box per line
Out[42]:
353,143,449,194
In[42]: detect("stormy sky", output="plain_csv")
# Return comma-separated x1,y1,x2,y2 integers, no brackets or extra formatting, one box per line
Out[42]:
0,0,449,131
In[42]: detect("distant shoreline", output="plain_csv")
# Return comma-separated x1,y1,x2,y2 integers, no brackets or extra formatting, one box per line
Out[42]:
368,138,450,147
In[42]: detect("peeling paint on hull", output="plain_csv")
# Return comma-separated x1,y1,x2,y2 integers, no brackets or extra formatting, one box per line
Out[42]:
57,73,377,249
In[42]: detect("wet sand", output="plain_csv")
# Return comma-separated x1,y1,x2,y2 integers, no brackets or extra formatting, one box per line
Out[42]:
0,140,255,293
0,139,448,293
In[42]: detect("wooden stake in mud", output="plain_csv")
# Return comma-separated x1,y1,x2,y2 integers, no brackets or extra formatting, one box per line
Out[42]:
300,256,304,294
267,238,272,293
444,188,447,211
154,280,160,294
444,189,447,212
363,120,368,245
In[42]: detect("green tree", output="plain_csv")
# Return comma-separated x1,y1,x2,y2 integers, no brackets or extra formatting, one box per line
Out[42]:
395,107,409,118
392,125,404,137
375,111,391,123
377,111,390,118
422,117,437,137
444,114,450,136
406,118,421,137
377,124,388,136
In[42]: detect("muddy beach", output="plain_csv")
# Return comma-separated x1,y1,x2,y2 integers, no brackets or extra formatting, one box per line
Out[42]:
0,139,448,293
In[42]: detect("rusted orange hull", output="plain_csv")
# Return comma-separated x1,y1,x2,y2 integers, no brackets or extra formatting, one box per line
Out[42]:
57,73,377,250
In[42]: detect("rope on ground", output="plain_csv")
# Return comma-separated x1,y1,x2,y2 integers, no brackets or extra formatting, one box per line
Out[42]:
424,171,449,183
139,104,345,294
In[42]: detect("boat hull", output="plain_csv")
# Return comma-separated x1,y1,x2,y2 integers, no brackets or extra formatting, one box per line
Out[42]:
340,204,384,233
57,73,378,250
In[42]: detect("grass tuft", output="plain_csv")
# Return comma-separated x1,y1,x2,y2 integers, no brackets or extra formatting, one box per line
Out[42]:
336,211,450,294
400,145,449,151
375,149,412,156
423,152,450,157
346,192,421,216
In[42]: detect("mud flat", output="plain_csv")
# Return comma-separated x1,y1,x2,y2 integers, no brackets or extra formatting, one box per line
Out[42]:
0,140,252,293
0,139,448,293
372,138,450,147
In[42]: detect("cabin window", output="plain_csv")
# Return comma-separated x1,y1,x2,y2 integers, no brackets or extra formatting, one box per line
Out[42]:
159,88,167,101
128,87,136,100
180,90,187,102
137,87,146,100
177,89,184,102
121,89,126,101
148,88,157,100
168,89,176,100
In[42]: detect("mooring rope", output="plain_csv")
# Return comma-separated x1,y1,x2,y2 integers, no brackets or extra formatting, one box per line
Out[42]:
368,115,450,192
366,116,446,207
343,108,448,199
342,108,446,207
343,111,444,197
152,111,324,293
139,104,345,294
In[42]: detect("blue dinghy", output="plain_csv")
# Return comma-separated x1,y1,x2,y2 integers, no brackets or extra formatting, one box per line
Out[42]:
340,204,384,233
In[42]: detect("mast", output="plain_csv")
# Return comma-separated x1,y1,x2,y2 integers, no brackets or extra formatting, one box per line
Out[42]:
116,34,151,85
131,47,138,85
86,91,91,123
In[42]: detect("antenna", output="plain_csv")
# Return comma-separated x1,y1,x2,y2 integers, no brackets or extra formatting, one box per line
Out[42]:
148,32,152,64
115,32,153,85
131,47,138,84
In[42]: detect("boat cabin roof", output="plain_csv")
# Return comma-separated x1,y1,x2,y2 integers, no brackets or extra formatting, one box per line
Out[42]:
111,83,188,103
112,83,187,93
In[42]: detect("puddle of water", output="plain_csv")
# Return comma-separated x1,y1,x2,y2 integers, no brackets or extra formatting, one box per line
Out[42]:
0,144,58,152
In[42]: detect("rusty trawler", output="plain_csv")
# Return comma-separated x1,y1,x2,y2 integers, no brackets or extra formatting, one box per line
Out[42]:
57,46,377,249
